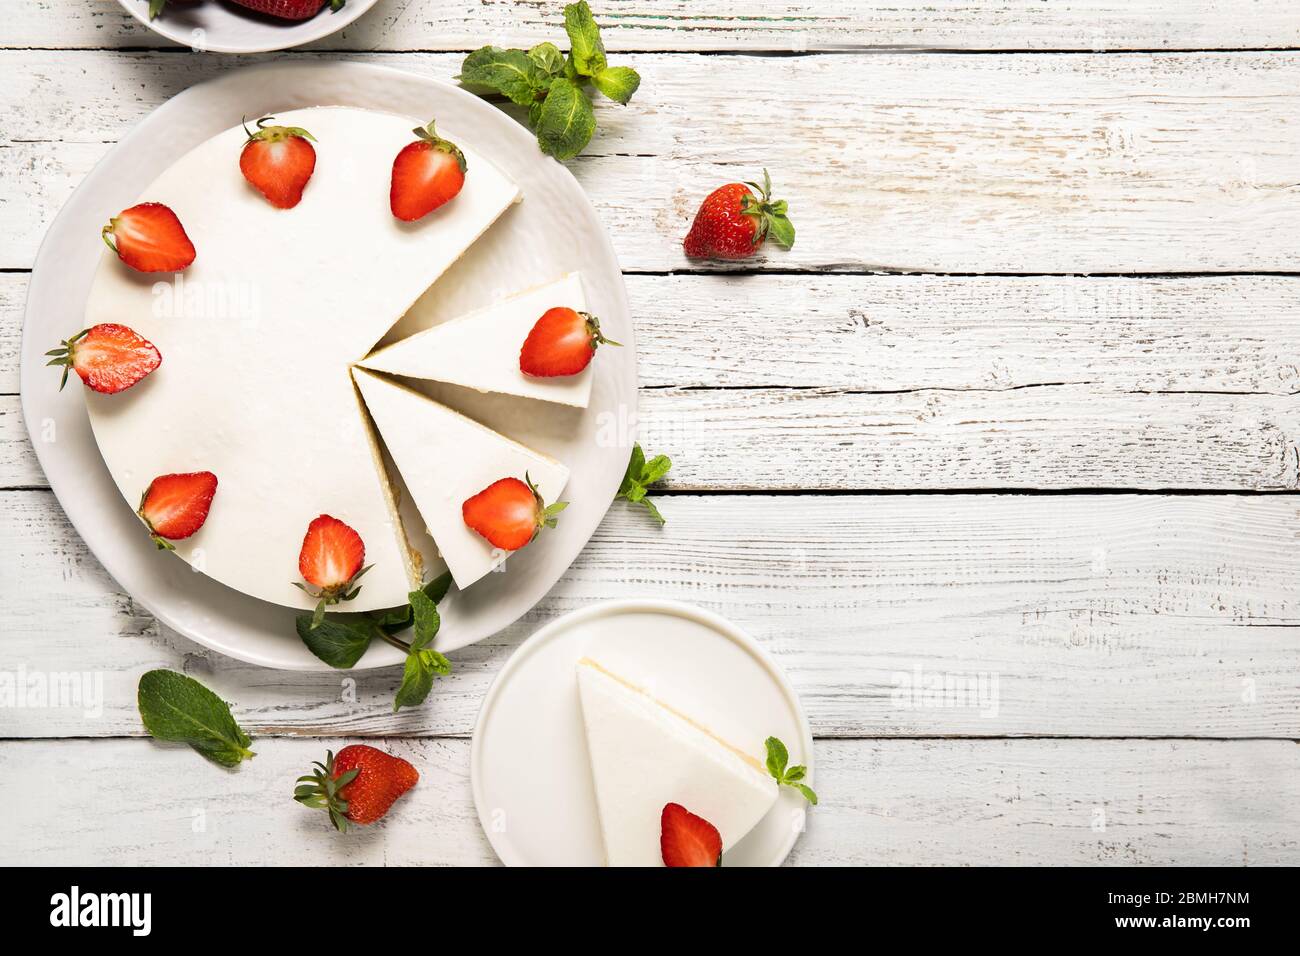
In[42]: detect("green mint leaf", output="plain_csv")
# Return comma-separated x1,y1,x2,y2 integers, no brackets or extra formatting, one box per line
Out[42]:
329,0,345,10
591,65,640,106
783,765,806,783
638,496,666,526
528,100,544,129
408,589,441,652
563,1,607,76
528,41,566,78
394,652,435,712
148,0,168,18
421,648,452,676
621,443,646,495
460,46,545,106
766,212,796,249
765,736,789,779
535,77,596,161
642,454,672,485
793,783,819,806
137,669,255,768
422,570,454,606
372,602,414,636
295,613,375,668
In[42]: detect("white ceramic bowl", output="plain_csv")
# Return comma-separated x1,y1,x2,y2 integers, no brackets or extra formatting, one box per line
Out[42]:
116,0,381,54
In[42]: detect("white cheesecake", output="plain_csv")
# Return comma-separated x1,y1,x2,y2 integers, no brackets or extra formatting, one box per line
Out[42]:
83,107,520,611
352,368,570,590
359,272,592,408
576,658,779,866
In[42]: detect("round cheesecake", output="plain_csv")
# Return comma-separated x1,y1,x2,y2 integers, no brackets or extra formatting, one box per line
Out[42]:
82,106,525,612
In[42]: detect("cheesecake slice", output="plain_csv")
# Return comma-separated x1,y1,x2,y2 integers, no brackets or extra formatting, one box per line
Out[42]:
352,368,570,590
360,273,593,408
576,658,779,866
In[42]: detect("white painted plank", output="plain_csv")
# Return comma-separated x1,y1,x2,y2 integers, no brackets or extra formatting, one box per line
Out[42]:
1,736,1294,865
5,387,1297,491
7,1,1300,52
2,490,1296,739
10,270,1300,393
5,51,1300,272
9,271,1300,395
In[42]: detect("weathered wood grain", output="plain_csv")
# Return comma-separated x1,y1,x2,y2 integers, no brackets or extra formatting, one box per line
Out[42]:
5,51,1300,272
9,271,1300,395
3,490,1296,739
7,385,1297,491
1,736,1294,865
8,1,1300,52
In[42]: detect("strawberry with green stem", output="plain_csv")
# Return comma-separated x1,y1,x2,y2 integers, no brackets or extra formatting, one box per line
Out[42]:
239,115,318,209
462,473,568,552
683,169,795,261
390,120,467,222
519,306,620,378
294,515,372,628
295,744,418,832
46,323,161,394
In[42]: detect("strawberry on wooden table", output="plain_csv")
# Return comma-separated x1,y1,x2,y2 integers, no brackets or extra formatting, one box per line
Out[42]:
683,169,795,261
660,802,723,867
46,323,161,394
390,119,467,222
462,474,567,552
138,471,218,550
295,514,371,626
239,116,318,209
519,307,620,378
102,202,196,273
295,745,418,832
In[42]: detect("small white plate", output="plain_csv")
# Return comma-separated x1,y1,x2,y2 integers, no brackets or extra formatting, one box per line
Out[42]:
471,600,815,867
20,61,636,669
117,0,381,54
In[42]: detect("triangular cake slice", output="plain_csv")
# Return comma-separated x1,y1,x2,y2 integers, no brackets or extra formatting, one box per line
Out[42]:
576,658,779,866
360,273,593,408
352,368,569,590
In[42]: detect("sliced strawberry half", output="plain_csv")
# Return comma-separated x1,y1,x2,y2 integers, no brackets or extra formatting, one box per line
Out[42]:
239,116,318,209
462,474,567,552
519,307,621,378
661,802,723,867
295,514,371,625
390,119,467,222
138,471,218,550
46,323,161,394
102,202,196,273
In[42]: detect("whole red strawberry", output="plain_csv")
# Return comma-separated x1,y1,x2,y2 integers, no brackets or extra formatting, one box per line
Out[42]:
519,307,620,378
228,0,343,21
239,116,317,209
103,202,196,273
391,119,467,222
294,514,370,625
46,323,161,394
138,471,218,549
295,745,418,831
661,802,723,867
462,474,567,551
682,169,795,260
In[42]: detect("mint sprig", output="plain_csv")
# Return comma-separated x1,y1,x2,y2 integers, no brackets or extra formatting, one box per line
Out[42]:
137,669,255,768
765,736,817,805
618,443,671,525
458,2,640,161
294,571,455,712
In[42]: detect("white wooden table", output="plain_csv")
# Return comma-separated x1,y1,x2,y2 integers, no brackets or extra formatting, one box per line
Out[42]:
2,1,1298,866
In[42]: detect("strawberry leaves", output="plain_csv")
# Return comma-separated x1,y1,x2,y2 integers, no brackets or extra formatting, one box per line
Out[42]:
618,443,671,525
742,169,796,250
765,736,818,805
458,2,640,161
294,571,455,711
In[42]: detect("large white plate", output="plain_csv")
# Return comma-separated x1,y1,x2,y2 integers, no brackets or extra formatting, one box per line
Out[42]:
20,62,637,670
116,0,381,54
471,600,815,866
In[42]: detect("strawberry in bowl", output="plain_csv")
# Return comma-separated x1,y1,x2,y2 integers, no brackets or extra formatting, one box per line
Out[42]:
123,1,376,55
